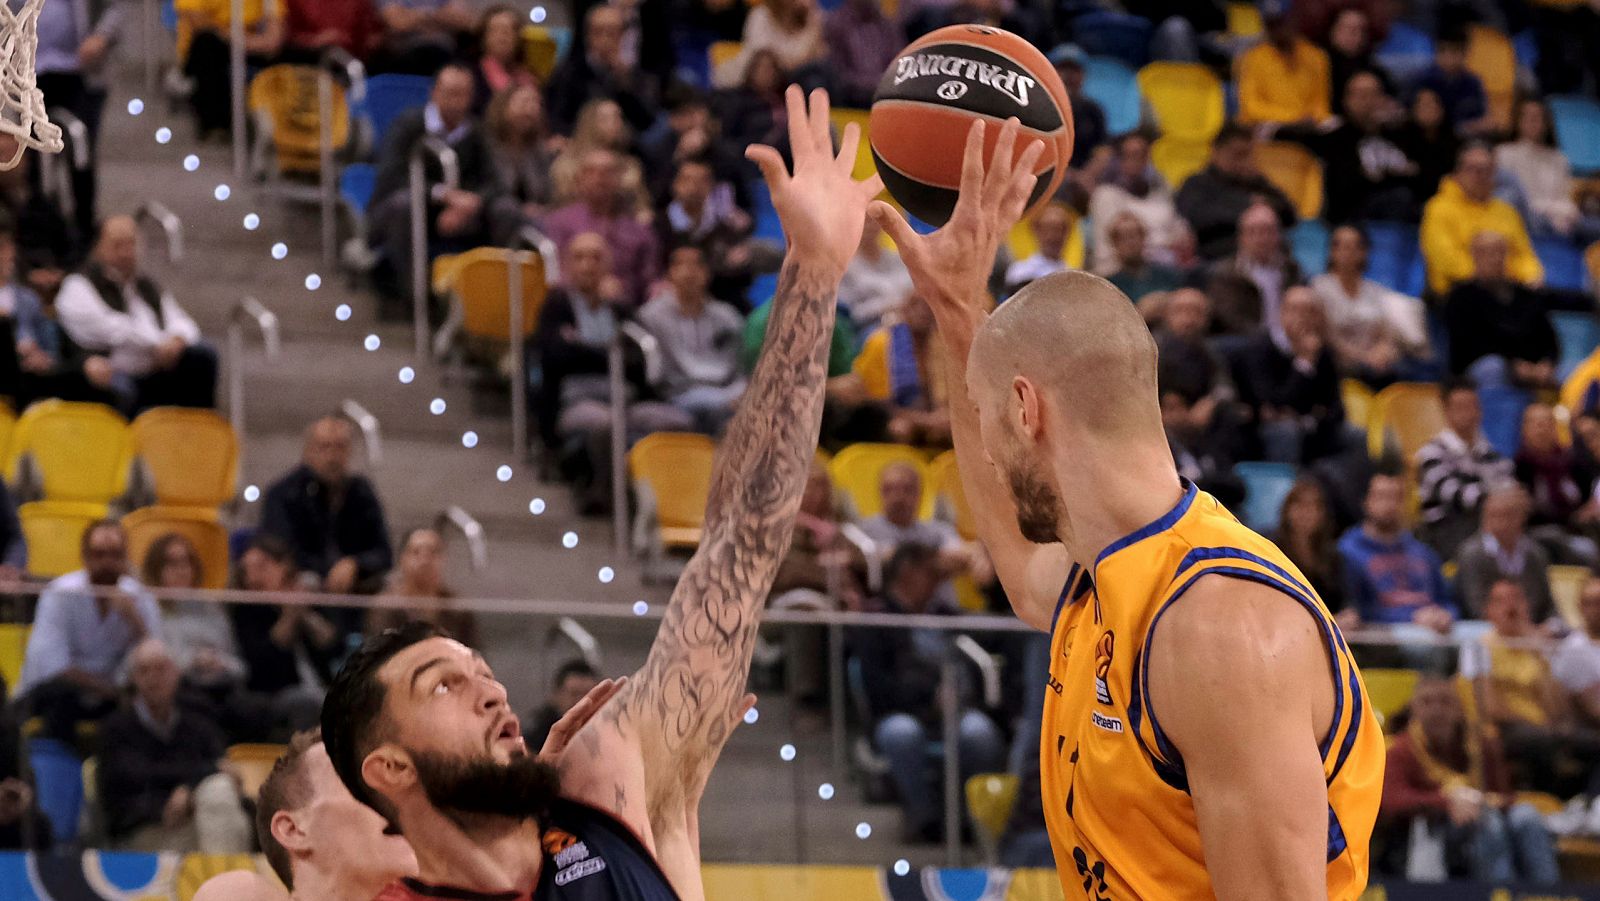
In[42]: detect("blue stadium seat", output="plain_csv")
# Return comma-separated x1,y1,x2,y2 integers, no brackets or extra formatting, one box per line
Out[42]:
1536,236,1587,292
1512,29,1538,72
28,737,83,845
1477,384,1527,458
1232,462,1297,534
1362,222,1420,295
1374,22,1434,84
1071,12,1153,69
358,74,432,150
340,162,377,213
1082,56,1142,136
750,181,783,244
1553,311,1600,382
1550,95,1600,176
1289,219,1329,277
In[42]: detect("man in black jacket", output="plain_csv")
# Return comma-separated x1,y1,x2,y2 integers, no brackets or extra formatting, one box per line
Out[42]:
1444,230,1559,392
544,4,661,134
849,543,1005,843
1174,123,1298,260
1233,286,1347,464
368,64,525,302
260,414,393,594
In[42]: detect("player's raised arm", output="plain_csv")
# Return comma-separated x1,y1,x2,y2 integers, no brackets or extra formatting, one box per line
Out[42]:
871,120,1071,631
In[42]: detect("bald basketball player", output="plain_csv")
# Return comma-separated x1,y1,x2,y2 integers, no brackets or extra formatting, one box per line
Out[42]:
872,120,1384,900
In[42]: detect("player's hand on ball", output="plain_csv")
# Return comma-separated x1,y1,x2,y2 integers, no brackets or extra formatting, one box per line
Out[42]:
745,86,884,278
870,118,1046,317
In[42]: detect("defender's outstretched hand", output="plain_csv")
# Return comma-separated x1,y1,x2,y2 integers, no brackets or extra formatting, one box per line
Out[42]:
870,118,1046,316
746,86,885,278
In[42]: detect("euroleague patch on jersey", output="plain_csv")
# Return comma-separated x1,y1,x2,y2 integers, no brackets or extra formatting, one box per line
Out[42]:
1093,631,1115,705
1090,710,1124,733
554,857,608,886
543,827,578,855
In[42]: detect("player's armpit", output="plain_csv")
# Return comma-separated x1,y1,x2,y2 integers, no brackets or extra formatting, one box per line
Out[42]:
1146,577,1336,901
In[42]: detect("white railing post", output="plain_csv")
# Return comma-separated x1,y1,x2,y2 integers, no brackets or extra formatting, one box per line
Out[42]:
508,250,528,461
341,399,383,466
409,137,459,361
226,296,281,455
229,0,246,181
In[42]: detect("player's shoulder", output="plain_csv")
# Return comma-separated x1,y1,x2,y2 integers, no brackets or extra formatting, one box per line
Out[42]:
192,871,288,901
1150,572,1329,684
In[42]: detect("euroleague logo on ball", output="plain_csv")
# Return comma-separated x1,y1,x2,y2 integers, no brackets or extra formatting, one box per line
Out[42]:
890,52,1037,107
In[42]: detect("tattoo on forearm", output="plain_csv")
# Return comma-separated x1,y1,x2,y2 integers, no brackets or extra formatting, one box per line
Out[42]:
618,258,836,763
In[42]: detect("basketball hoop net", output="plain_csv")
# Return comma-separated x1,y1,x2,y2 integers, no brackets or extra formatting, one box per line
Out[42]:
0,0,63,170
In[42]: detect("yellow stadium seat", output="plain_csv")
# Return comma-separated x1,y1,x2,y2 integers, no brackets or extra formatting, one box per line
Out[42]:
6,401,131,504
1466,25,1515,133
1137,62,1225,142
521,25,558,81
19,500,109,580
1226,2,1264,37
0,400,14,465
1150,135,1212,189
629,432,716,551
0,623,28,696
829,443,932,521
1341,379,1375,432
1254,141,1324,220
1362,668,1420,730
708,40,742,73
1367,382,1446,462
1005,205,1087,270
828,107,878,185
131,408,238,508
965,773,1020,862
122,506,231,590
435,247,547,343
247,64,350,176
1550,564,1591,631
928,450,976,540
226,743,288,801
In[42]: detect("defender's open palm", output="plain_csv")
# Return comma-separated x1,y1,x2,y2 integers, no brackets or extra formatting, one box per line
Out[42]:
871,118,1046,313
746,86,885,277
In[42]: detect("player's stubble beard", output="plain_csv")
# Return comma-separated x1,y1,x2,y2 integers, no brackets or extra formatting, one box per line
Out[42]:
1003,440,1064,545
410,747,562,822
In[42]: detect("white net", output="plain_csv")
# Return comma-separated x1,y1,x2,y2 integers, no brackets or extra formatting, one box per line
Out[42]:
0,0,62,170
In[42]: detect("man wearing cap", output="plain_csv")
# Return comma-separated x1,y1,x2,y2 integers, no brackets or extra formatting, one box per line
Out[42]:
1048,43,1107,169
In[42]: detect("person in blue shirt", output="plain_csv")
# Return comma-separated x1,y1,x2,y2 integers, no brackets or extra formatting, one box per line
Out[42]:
1337,471,1457,633
1414,29,1490,137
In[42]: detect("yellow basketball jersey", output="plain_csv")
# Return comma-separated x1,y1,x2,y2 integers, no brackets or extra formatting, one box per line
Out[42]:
1039,480,1384,900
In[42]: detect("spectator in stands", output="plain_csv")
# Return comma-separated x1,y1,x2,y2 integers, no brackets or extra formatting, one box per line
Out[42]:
1174,124,1297,260
55,215,216,411
523,660,600,752
176,0,283,137
546,4,660,133
1003,204,1071,294
31,0,120,240
17,520,160,748
1236,2,1332,125
741,296,871,447
261,413,394,592
1153,287,1243,456
1381,674,1560,885
1130,0,1228,66
858,462,989,609
824,0,902,107
1273,478,1347,615
1527,0,1600,97
145,533,245,693
1322,8,1392,119
850,542,1005,843
713,49,787,154
99,639,252,852
852,292,951,447
771,460,868,609
367,526,476,646
1047,44,1106,169
1497,98,1594,241
468,6,536,113
1337,472,1455,632
0,687,51,850
1,218,114,409
0,479,21,586
0,134,81,277
839,215,913,333
655,157,772,304
1421,143,1543,297
372,0,472,76
1265,71,1422,224
369,64,524,304
1455,485,1556,622
1442,231,1558,392
1554,577,1600,726
543,148,661,305
638,85,745,201
915,0,1049,57
282,0,381,64
1232,287,1345,464
1312,224,1432,386
637,244,746,435
1201,202,1305,341
549,99,650,216
1396,86,1460,206
486,84,557,222
1088,133,1180,275
1417,379,1516,557
231,534,346,729
1517,403,1591,543
713,0,824,91
1414,29,1489,136
1105,213,1184,303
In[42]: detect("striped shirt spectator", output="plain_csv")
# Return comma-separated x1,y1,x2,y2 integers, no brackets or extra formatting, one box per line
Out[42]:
1415,380,1515,558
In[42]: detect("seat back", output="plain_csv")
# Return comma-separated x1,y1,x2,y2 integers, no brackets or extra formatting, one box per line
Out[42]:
1254,142,1323,220
1082,56,1142,136
628,432,716,533
1466,26,1516,133
226,743,289,801
0,400,14,465
1072,11,1152,68
122,506,231,590
521,25,559,80
341,162,377,214
708,40,743,72
927,450,975,540
1362,668,1421,730
360,74,433,148
1341,378,1375,432
1231,461,1297,534
248,64,350,174
829,443,931,521
965,773,1020,861
442,248,548,342
1289,219,1330,276
28,737,83,844
6,400,131,503
1374,22,1435,83
1137,62,1224,143
1550,95,1600,176
1552,311,1600,382
1150,135,1211,189
1225,1,1264,38
18,501,107,580
1369,382,1447,462
1477,384,1527,459
1536,237,1588,294
0,623,28,698
1363,221,1423,296
1550,564,1591,630
131,408,239,508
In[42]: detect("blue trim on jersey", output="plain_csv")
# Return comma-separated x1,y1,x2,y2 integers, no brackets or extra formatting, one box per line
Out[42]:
1051,564,1081,637
1331,665,1365,781
1126,648,1191,793
1327,804,1349,862
1173,545,1316,601
1092,479,1197,578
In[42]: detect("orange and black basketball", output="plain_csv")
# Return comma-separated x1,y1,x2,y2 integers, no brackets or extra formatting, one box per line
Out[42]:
869,25,1074,226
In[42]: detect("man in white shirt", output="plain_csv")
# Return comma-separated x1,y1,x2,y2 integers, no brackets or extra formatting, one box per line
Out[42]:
636,244,747,435
54,215,216,411
1003,202,1070,295
1553,576,1600,727
838,214,912,333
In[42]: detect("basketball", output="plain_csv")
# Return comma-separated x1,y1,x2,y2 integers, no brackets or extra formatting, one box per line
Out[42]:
869,25,1074,227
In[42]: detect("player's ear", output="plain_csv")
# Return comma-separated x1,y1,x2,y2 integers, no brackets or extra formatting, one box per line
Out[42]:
271,809,311,854
360,745,416,802
1012,376,1043,437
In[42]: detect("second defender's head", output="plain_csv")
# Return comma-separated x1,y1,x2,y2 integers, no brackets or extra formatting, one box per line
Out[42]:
968,271,1164,544
322,623,561,828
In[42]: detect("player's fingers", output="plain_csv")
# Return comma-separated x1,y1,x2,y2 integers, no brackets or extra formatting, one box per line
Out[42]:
744,144,790,191
985,117,1021,204
836,121,861,174
858,170,884,201
808,87,832,158
957,119,985,200
1001,140,1047,215
869,200,920,256
784,84,813,161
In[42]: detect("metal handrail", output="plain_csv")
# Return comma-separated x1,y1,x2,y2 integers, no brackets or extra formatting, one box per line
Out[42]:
545,617,603,673
135,201,184,262
46,107,90,171
838,523,882,593
319,47,368,268
409,137,461,359
341,399,383,466
434,505,488,572
952,634,1002,709
516,224,561,286
618,321,662,388
608,323,667,551
229,0,246,181
226,296,281,447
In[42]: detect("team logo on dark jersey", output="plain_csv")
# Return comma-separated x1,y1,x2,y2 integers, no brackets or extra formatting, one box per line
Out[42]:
1093,631,1114,705
542,828,578,855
